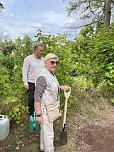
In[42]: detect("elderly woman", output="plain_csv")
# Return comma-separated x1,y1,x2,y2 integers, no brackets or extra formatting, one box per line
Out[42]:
34,53,70,152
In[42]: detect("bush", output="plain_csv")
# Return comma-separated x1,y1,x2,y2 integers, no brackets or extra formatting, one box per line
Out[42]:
1,96,28,124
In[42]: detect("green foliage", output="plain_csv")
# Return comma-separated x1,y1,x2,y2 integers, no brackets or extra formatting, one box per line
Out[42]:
111,99,114,105
1,97,28,124
0,39,16,55
0,63,12,98
35,31,74,86
0,33,75,124
72,76,93,91
0,28,114,124
1,56,15,80
34,31,75,103
73,24,114,91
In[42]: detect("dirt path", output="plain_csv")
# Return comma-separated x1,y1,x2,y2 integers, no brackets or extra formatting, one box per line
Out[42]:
76,107,114,152
1,106,114,152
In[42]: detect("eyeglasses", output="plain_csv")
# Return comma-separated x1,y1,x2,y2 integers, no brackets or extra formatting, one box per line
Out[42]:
50,61,59,65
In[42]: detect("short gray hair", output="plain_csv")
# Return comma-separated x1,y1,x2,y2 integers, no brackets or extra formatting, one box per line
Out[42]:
34,43,43,51
45,53,59,61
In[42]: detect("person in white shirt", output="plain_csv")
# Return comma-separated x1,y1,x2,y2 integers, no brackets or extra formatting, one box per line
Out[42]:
22,43,45,115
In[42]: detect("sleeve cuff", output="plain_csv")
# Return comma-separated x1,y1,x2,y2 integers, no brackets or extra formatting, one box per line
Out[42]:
24,82,28,86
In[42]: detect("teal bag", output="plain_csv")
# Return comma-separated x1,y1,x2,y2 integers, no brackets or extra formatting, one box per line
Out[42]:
29,112,39,133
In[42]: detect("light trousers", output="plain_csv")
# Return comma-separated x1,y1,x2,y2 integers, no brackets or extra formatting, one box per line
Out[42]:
40,108,55,152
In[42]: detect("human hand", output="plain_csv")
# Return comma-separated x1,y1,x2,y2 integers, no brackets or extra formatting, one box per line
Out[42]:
60,85,71,91
36,116,43,124
24,84,29,90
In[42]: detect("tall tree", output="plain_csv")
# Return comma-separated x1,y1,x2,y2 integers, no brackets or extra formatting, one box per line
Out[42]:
103,0,112,29
67,0,113,29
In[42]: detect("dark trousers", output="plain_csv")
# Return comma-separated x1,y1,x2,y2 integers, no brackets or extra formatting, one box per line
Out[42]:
28,82,35,115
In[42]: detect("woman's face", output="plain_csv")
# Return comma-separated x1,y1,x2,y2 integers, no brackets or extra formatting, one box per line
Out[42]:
45,58,59,74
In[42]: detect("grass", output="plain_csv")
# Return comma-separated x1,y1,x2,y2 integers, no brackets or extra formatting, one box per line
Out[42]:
73,89,111,126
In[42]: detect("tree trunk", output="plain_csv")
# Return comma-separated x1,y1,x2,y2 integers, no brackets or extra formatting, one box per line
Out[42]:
103,0,111,29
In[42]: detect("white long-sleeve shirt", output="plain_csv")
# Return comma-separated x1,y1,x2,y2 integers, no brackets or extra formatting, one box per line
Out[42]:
22,53,45,85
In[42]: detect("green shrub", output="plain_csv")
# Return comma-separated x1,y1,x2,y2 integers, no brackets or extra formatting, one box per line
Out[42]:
0,63,12,98
1,96,28,124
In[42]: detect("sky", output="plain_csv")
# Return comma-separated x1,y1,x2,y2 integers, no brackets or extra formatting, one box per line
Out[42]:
0,0,85,40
